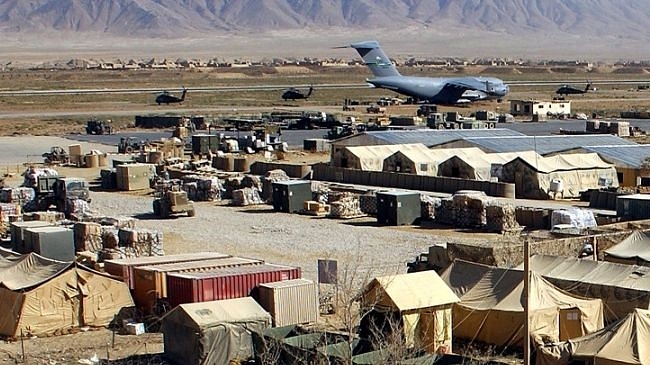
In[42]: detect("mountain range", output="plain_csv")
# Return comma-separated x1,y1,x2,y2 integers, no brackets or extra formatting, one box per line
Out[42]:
2,0,650,61
1,0,650,39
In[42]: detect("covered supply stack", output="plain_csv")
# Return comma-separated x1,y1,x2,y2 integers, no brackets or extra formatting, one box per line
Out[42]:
261,169,290,203
116,163,155,191
485,202,520,234
0,187,36,206
0,203,20,222
73,221,103,252
181,175,223,201
272,180,312,213
328,191,364,219
436,191,489,228
68,144,82,167
376,191,421,226
117,228,164,257
232,188,263,206
23,211,65,223
359,193,378,216
11,220,54,253
23,226,75,261
420,195,442,221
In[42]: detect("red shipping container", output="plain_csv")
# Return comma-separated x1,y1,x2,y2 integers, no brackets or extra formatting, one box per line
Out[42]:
166,263,301,307
103,252,230,289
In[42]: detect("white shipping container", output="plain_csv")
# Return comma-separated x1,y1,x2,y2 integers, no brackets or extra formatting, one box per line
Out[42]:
258,278,318,327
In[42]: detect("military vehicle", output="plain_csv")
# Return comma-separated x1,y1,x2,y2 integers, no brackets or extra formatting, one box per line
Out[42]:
153,190,195,218
155,88,187,105
42,147,70,165
118,137,143,154
86,119,113,135
282,85,313,101
346,40,509,105
33,176,91,217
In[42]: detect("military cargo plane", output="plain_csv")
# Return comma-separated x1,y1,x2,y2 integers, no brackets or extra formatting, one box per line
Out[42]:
345,40,509,105
156,88,187,105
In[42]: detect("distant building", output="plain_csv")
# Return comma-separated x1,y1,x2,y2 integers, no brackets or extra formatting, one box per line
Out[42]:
510,99,571,117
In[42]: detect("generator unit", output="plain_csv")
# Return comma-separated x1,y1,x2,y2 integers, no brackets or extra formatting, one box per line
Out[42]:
272,180,312,213
376,191,421,226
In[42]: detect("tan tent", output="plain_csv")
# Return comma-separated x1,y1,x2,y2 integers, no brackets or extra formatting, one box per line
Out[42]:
604,230,650,266
360,271,460,353
440,260,604,347
501,152,619,199
332,144,428,171
162,297,271,365
525,255,650,323
382,147,483,176
0,253,134,338
537,308,650,365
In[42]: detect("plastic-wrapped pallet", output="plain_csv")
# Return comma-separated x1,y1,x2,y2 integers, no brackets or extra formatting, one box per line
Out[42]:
181,175,223,201
67,198,92,219
485,202,521,234
0,203,20,222
23,211,65,223
0,187,36,205
117,228,164,257
452,191,488,228
261,169,290,203
88,216,136,229
74,221,103,252
231,187,263,206
551,208,597,229
222,177,243,200
241,175,261,190
101,226,119,249
420,195,441,220
327,192,364,218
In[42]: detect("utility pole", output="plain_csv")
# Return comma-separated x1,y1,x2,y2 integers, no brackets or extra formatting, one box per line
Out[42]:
523,236,530,365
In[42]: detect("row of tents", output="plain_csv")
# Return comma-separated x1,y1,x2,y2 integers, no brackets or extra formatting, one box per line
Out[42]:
331,143,619,199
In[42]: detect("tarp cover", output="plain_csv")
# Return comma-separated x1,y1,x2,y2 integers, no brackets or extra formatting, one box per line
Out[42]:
536,308,650,365
604,230,650,264
440,260,604,347
524,255,650,323
162,297,271,365
0,259,134,338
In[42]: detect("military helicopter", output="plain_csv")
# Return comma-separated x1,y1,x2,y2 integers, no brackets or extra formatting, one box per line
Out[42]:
155,88,187,105
282,85,313,101
556,82,594,96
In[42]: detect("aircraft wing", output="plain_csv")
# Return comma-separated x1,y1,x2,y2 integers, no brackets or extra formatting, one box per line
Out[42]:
437,83,472,104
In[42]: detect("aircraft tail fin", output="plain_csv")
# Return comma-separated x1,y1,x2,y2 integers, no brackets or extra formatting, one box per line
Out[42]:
306,85,313,98
180,88,187,101
585,82,592,92
350,40,400,78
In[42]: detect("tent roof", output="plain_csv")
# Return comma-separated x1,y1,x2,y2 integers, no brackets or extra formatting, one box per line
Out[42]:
604,230,650,262
458,135,636,155
524,255,650,292
0,252,71,290
581,145,650,169
171,297,271,329
345,144,427,161
332,129,524,147
366,271,459,311
506,152,614,173
441,259,600,312
570,308,650,364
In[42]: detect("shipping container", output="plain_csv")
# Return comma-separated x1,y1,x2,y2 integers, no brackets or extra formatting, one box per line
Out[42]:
10,221,54,253
376,191,421,225
104,252,230,289
191,134,220,155
258,279,318,326
23,226,74,261
272,180,312,213
167,263,301,307
132,256,264,313
617,194,650,220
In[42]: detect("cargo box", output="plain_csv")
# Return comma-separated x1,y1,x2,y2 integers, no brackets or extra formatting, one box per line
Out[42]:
116,163,155,191
23,226,74,261
132,256,264,313
258,278,318,326
167,263,301,307
104,252,230,289
10,221,54,253
272,180,312,213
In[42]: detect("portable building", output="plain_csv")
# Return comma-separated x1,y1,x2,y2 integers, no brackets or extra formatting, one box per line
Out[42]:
258,278,318,327
501,152,618,199
360,271,460,353
162,297,271,365
0,253,133,338
441,259,604,347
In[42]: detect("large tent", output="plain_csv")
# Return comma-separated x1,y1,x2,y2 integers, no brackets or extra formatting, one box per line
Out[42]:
360,271,460,353
500,152,618,199
537,308,650,365
382,147,483,176
440,260,604,347
437,151,539,181
162,297,271,365
332,144,433,171
525,254,650,323
0,252,134,338
604,230,650,266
